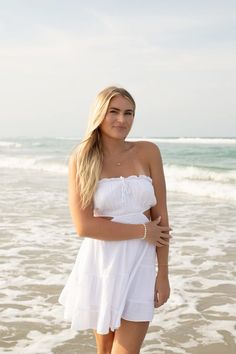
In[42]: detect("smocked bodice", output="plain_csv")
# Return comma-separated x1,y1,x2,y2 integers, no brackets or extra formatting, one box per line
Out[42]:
93,175,157,217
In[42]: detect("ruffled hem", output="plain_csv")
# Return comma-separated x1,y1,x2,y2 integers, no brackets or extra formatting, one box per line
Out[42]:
58,299,154,335
58,233,156,334
58,302,122,334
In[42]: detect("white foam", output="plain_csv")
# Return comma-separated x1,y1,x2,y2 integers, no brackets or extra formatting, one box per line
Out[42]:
0,140,22,148
128,137,236,144
55,136,80,140
206,304,232,314
165,164,236,202
165,164,236,183
13,329,77,354
1,155,235,353
31,142,43,146
195,322,234,344
0,155,68,174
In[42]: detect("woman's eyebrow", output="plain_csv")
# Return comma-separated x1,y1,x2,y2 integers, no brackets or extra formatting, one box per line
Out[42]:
109,107,134,112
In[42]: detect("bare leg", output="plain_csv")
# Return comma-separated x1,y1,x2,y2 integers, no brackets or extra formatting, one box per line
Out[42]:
111,318,149,354
94,329,115,354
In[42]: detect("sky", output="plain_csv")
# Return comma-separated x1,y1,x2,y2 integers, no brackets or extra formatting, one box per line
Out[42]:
0,0,235,138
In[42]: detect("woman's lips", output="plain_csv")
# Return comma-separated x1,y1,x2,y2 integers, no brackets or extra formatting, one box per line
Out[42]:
113,126,126,130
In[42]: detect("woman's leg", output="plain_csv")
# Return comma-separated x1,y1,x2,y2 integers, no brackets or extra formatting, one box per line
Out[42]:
111,318,149,354
94,329,115,354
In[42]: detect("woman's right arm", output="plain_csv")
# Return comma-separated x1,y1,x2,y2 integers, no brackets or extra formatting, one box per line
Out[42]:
68,155,171,244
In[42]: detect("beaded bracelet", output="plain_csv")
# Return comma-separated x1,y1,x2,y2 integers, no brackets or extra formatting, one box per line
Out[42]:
141,223,147,240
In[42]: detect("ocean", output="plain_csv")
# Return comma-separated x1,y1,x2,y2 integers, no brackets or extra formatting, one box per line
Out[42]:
0,137,235,354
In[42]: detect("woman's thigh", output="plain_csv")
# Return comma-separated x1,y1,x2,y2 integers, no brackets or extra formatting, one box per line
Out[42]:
111,318,150,354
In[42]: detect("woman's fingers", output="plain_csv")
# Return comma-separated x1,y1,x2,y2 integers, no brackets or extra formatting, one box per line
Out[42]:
157,239,169,246
156,242,164,247
160,232,172,239
155,234,171,246
146,220,173,246
158,225,172,232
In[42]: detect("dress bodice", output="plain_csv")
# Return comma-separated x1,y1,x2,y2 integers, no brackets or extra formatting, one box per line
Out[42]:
93,175,157,217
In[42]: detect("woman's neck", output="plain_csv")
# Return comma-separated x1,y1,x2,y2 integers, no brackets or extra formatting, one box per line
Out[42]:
101,135,129,157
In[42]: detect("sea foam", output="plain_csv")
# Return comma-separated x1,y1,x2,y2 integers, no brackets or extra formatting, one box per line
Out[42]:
165,164,236,202
0,156,68,174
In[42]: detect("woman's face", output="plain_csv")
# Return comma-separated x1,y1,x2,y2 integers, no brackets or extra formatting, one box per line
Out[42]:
99,95,135,140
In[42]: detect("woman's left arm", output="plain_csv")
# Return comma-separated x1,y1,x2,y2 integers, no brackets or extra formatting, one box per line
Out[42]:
146,141,171,308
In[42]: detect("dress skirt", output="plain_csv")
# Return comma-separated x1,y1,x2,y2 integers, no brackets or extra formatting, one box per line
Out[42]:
58,213,156,335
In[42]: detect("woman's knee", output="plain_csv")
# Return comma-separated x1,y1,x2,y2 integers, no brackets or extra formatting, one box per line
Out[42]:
96,341,113,354
94,330,114,354
97,343,113,354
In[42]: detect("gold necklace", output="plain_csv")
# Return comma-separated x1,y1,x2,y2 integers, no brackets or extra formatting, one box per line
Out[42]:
105,143,130,166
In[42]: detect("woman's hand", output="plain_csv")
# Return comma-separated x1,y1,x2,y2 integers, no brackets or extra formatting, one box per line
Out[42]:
145,216,172,247
154,271,170,308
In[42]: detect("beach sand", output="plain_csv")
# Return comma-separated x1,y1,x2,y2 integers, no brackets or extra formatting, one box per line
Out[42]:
1,138,236,353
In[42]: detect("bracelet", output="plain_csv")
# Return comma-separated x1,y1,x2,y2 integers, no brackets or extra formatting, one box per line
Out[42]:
141,223,147,240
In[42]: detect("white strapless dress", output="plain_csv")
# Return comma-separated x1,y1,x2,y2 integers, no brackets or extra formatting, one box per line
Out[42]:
58,175,157,335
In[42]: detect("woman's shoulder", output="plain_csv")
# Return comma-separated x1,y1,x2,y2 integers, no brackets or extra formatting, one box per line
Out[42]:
131,140,161,156
131,140,163,174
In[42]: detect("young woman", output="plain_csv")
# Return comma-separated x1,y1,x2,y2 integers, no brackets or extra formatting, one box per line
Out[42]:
59,86,172,354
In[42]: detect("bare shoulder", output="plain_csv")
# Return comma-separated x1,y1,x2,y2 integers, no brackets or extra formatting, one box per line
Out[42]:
133,140,161,161
132,140,164,181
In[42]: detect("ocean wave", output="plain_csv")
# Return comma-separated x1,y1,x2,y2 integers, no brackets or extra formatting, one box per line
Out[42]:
165,164,236,202
165,164,236,183
129,137,236,145
167,178,236,202
161,137,236,144
55,136,80,140
0,156,68,174
1,156,235,201
31,142,44,146
0,141,22,148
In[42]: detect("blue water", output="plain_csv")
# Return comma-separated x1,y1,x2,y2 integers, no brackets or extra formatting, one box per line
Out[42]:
1,136,235,201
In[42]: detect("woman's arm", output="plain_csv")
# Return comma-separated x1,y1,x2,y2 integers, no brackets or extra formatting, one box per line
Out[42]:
148,142,170,268
144,141,171,307
68,155,145,241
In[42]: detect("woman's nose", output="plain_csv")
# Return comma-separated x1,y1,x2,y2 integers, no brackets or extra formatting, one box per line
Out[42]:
116,113,126,122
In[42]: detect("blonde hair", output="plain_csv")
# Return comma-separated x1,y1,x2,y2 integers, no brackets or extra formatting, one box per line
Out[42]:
73,86,136,209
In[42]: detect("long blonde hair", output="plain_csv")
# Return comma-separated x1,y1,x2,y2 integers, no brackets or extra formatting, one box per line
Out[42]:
73,86,136,209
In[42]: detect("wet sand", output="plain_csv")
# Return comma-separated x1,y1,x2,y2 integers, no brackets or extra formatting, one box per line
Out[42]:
0,169,236,353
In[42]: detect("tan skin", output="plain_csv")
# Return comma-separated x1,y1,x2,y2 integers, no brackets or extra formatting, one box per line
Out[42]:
68,95,171,354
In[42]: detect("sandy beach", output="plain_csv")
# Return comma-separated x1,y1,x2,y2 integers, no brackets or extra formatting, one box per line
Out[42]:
0,137,235,353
